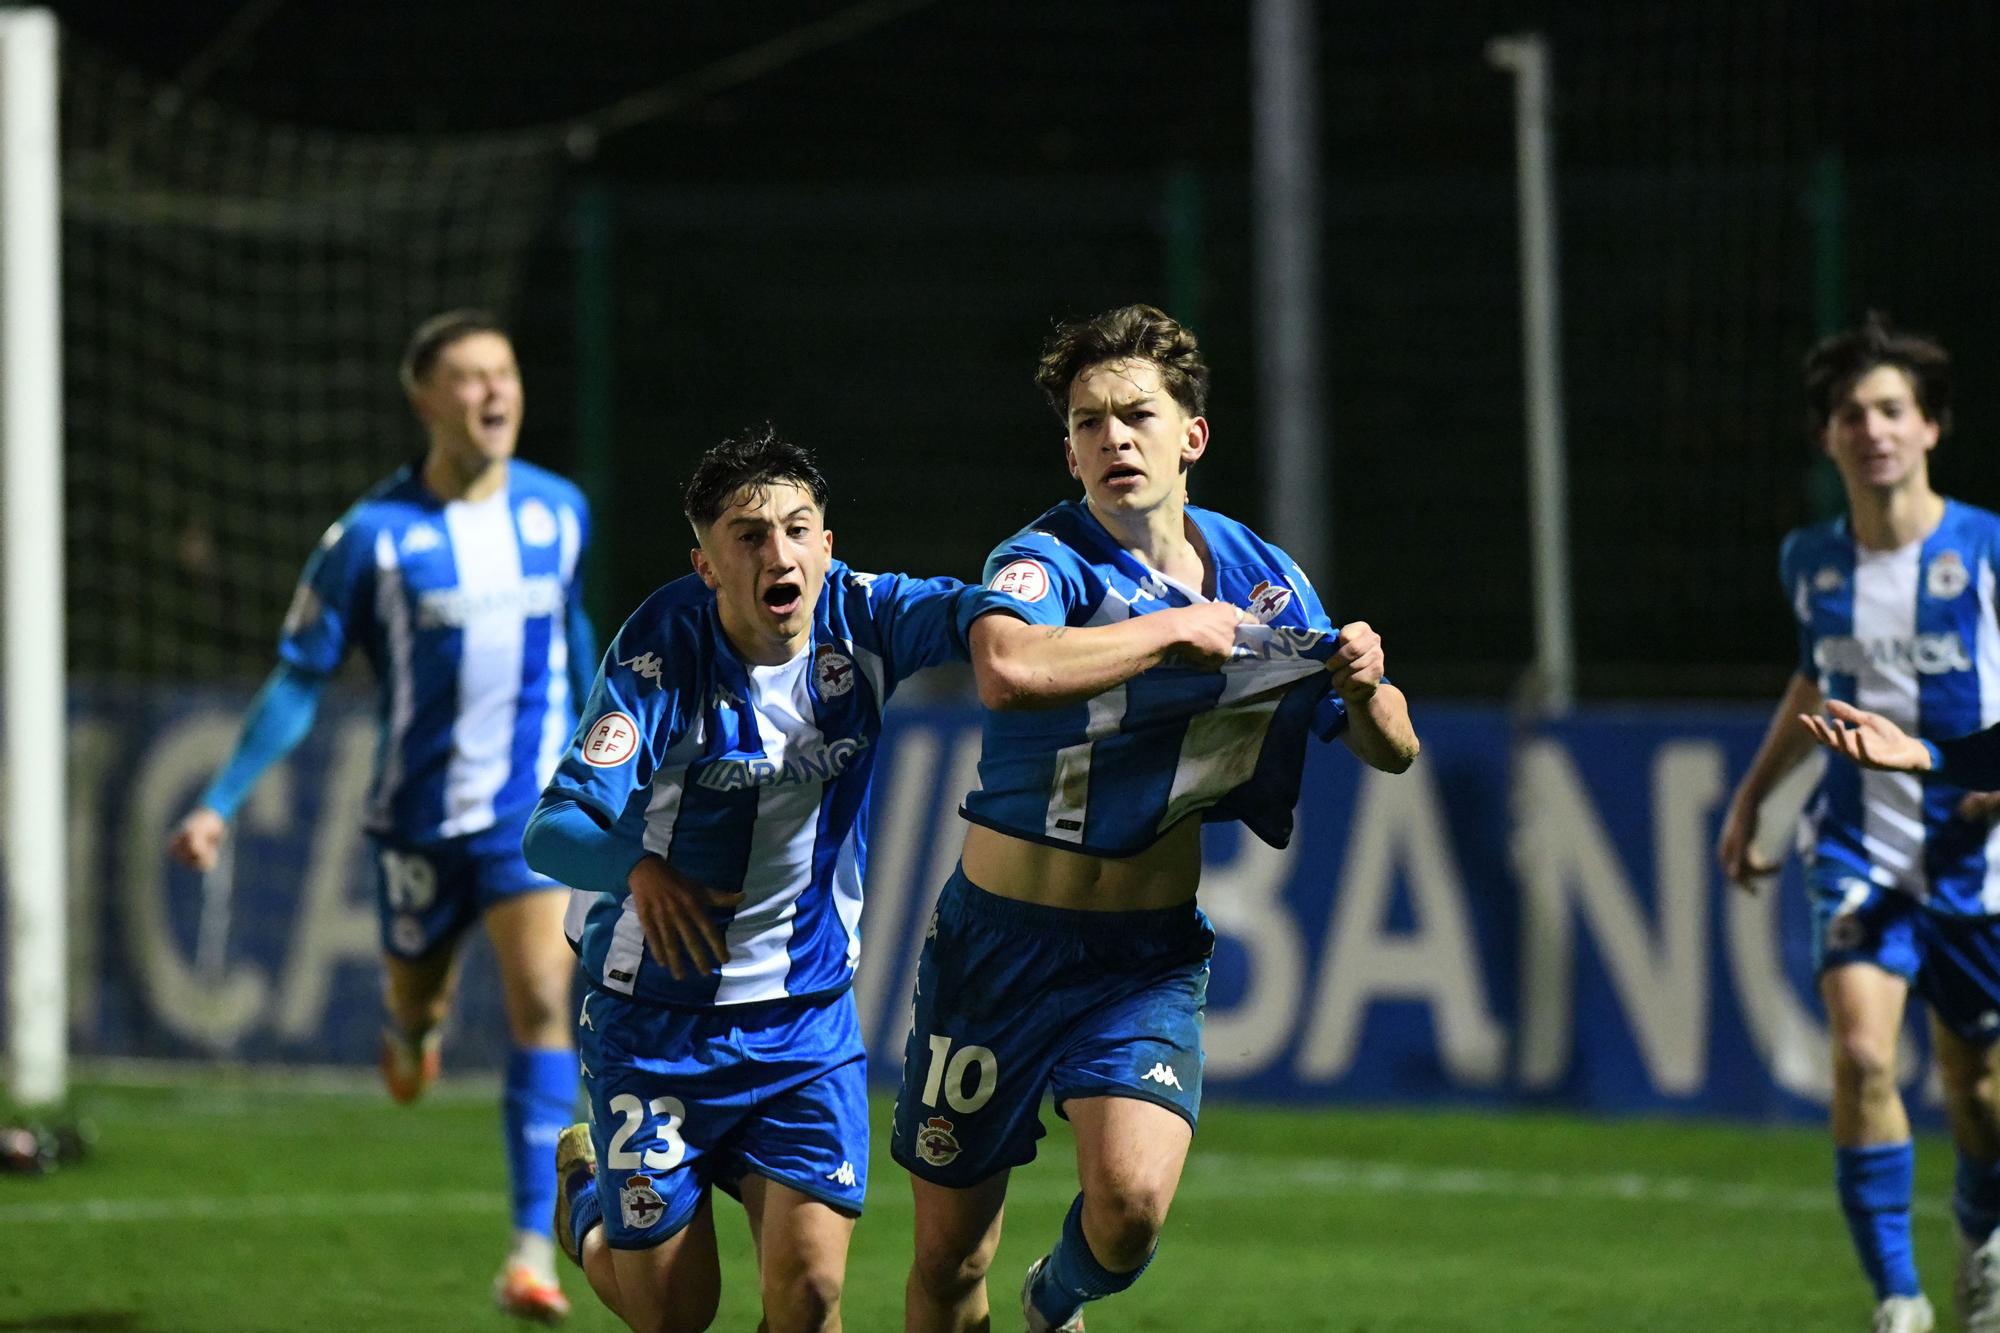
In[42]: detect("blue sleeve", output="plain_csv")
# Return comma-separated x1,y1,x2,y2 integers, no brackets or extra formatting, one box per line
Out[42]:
197,662,330,819
539,600,691,828
522,795,647,896
566,596,599,707
957,529,1091,639
1934,729,2000,790
277,516,373,674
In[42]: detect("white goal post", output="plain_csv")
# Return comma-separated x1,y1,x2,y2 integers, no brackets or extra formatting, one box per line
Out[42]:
3,6,66,1109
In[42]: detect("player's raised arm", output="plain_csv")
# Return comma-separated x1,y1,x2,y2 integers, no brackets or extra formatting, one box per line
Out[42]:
1322,620,1418,773
968,601,1244,710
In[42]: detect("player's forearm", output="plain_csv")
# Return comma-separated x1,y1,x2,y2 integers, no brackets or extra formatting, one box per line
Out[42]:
971,614,1182,710
522,795,646,896
197,662,328,819
1339,683,1419,773
1733,672,1825,811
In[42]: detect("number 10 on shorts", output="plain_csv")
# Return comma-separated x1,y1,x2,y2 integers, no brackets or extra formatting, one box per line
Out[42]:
920,1035,998,1114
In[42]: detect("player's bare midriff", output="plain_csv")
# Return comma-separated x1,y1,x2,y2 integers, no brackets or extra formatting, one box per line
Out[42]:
959,816,1202,911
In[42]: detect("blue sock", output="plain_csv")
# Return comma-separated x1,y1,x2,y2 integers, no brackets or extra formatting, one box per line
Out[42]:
503,1047,579,1235
1957,1151,2000,1242
1836,1142,1921,1299
1031,1193,1154,1327
567,1168,603,1256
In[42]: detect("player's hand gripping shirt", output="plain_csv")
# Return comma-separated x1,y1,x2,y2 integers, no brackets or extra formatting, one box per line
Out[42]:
278,462,590,843
1784,499,2000,913
959,500,1349,857
543,561,988,1009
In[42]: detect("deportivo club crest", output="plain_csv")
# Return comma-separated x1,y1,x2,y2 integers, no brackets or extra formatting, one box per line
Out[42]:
517,498,559,548
619,1174,666,1230
1813,566,1844,593
915,1116,961,1167
814,646,856,697
1245,579,1293,623
1929,550,1970,600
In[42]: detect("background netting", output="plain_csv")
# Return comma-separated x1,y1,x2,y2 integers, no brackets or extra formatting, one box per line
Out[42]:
62,37,565,682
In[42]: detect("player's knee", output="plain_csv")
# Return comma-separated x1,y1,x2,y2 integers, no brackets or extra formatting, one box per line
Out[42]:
909,1231,994,1300
762,1266,842,1332
1831,1032,1897,1093
1086,1186,1171,1267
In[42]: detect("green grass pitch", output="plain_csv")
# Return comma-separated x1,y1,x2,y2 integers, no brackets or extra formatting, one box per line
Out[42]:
0,1073,1960,1331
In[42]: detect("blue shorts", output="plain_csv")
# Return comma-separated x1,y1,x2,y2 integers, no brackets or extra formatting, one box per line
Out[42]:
576,985,869,1250
890,868,1214,1189
1810,864,2000,1043
367,812,556,960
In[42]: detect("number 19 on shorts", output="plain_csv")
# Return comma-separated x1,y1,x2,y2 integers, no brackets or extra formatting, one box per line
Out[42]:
919,1035,998,1114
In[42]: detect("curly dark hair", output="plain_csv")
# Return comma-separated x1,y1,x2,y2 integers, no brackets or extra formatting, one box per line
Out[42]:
1803,311,1953,438
682,426,830,533
1034,304,1210,423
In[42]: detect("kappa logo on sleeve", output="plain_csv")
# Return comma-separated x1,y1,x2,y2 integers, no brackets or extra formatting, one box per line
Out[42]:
619,651,666,687
991,559,1050,602
580,712,639,767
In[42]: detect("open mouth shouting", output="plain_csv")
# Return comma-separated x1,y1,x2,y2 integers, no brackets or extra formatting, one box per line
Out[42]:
761,580,804,618
1101,462,1146,490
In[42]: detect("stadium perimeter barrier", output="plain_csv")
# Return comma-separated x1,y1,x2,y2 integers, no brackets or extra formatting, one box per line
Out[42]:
68,686,1903,1126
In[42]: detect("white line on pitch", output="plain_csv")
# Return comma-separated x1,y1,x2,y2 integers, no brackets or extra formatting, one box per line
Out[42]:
0,1154,1927,1227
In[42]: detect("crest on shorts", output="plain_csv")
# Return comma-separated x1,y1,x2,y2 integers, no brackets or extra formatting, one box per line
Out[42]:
1245,579,1293,624
915,1116,961,1167
814,645,856,698
1928,550,1970,600
620,1174,666,1230
1824,912,1865,953
1813,566,1844,593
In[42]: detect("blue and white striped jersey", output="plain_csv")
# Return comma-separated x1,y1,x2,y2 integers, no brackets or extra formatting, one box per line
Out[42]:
278,461,590,843
1786,499,2000,914
547,562,988,1009
958,500,1349,858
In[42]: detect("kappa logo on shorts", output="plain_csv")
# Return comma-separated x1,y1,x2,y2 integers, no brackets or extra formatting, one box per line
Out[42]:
620,1174,667,1230
915,1116,961,1167
1141,1062,1184,1091
826,1160,857,1188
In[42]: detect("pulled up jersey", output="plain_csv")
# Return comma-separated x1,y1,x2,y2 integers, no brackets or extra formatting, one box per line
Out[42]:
1785,499,2000,914
548,562,992,1009
958,500,1348,857
279,462,589,843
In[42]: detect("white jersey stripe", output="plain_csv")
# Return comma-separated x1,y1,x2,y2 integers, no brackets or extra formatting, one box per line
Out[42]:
440,492,525,836
368,530,415,832
1852,542,1925,891
713,655,818,1005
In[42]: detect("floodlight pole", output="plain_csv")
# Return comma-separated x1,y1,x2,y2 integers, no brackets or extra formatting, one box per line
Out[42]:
1488,33,1575,716
3,8,67,1108
1251,0,1329,596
